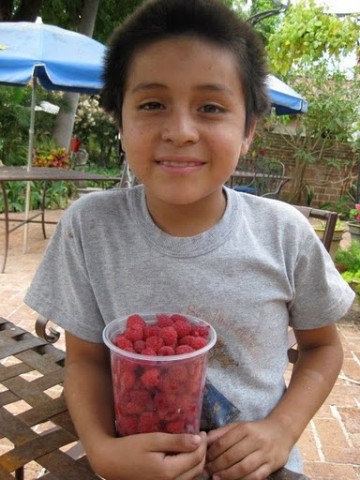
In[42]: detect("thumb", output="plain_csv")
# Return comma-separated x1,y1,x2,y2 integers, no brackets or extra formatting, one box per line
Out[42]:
150,432,204,453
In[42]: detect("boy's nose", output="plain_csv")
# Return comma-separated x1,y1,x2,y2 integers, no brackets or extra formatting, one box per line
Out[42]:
161,111,199,146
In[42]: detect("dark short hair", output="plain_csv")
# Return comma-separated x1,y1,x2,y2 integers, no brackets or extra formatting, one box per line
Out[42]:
102,0,269,134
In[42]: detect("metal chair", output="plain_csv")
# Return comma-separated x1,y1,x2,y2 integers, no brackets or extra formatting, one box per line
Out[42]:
231,159,287,199
255,160,286,198
231,156,258,194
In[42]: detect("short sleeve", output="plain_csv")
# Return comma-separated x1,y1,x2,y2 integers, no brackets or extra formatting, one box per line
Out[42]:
289,231,355,329
24,206,104,342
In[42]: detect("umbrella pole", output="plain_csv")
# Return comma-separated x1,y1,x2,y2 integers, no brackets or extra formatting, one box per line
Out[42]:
23,77,37,253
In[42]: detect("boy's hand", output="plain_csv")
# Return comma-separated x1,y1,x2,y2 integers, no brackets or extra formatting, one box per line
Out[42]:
205,420,292,480
91,431,208,480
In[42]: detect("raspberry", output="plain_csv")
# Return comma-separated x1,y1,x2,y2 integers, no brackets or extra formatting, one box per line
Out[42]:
160,326,178,346
138,412,159,433
114,334,134,352
155,313,173,327
173,318,192,338
179,335,207,350
165,420,185,433
158,346,175,356
129,389,151,408
145,335,164,353
120,370,136,390
133,339,146,353
141,368,160,388
159,373,183,394
154,391,174,410
120,357,138,371
170,364,188,383
124,326,144,342
171,314,189,323
144,325,162,339
175,345,194,355
124,401,143,415
179,335,196,347
141,347,157,356
120,416,138,435
126,314,146,329
190,336,208,350
191,324,210,338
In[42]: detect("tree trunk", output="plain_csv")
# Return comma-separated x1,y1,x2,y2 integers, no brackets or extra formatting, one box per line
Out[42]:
52,0,100,150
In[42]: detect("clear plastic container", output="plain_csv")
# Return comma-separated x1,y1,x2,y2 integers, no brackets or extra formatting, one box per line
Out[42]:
103,313,217,436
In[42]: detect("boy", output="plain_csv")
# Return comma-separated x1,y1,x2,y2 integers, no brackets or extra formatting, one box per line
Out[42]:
25,0,355,478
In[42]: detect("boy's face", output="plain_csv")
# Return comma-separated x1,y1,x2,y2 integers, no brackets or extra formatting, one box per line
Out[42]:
121,36,255,210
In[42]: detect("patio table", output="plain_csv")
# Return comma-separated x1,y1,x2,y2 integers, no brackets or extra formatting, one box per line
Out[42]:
0,316,309,480
0,166,120,273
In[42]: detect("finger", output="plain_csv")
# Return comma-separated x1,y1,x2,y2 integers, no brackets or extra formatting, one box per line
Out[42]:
173,432,208,480
213,456,270,480
144,432,203,453
207,423,238,446
206,424,246,462
206,448,269,480
206,434,262,476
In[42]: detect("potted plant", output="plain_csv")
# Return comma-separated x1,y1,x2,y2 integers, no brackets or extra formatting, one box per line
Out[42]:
347,204,360,242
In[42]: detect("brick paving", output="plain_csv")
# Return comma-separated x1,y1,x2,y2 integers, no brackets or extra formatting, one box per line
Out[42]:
1,208,359,479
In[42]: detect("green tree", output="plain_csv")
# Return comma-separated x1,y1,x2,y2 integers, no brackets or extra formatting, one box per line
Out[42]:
264,64,360,204
266,0,360,75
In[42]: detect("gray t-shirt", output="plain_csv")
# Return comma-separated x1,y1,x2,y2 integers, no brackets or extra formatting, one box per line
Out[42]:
25,185,355,472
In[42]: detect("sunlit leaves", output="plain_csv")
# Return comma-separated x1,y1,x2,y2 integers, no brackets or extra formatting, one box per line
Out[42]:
267,0,360,75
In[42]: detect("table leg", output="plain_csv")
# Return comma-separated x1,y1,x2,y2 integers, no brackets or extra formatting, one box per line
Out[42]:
0,181,10,274
41,181,48,239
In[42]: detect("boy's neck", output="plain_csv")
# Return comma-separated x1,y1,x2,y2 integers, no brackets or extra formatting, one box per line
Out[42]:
144,189,227,237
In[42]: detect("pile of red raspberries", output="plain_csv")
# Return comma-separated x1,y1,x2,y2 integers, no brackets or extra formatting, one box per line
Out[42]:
111,313,211,435
113,313,210,355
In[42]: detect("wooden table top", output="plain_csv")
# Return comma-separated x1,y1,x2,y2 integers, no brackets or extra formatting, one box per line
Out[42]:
0,166,119,182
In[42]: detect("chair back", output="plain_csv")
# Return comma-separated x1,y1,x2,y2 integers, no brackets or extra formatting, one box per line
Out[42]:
294,206,338,252
255,160,286,198
231,156,258,193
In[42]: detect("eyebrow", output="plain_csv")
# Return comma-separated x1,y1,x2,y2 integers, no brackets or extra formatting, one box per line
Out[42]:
131,82,235,96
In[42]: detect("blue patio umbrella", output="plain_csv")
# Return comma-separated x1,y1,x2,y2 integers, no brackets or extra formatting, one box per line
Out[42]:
0,18,105,94
0,18,106,251
0,18,106,172
266,74,308,115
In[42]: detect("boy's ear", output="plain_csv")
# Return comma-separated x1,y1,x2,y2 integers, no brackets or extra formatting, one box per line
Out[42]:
119,128,125,152
240,118,257,156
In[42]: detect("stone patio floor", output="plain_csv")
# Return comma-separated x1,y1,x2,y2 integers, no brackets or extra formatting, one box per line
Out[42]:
1,208,359,479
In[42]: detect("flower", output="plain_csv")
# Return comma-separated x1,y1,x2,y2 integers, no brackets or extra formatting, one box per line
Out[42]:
349,204,360,223
33,147,69,168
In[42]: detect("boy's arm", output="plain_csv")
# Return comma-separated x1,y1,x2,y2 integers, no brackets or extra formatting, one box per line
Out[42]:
64,332,208,480
205,323,343,479
268,323,343,442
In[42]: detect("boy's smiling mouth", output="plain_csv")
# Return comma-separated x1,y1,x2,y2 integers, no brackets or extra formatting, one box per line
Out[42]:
156,156,206,170
158,160,203,168
156,158,206,174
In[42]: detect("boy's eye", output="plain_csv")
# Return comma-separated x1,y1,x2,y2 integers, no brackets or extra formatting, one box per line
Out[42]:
200,104,225,114
139,101,164,110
